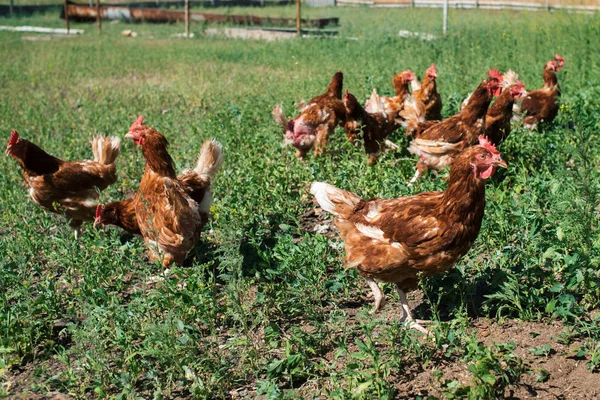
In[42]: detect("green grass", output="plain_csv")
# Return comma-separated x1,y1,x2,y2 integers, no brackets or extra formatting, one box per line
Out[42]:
1,6,600,399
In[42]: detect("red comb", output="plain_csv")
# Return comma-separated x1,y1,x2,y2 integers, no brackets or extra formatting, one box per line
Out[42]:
344,89,349,100
488,69,503,82
130,115,144,131
427,63,437,75
554,54,565,70
95,204,103,219
404,70,415,80
8,130,19,146
478,135,500,156
554,54,564,64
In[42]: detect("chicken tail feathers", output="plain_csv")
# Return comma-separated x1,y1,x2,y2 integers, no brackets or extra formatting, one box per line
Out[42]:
399,95,426,137
310,182,362,219
194,139,224,182
92,136,121,165
408,138,464,157
272,104,288,129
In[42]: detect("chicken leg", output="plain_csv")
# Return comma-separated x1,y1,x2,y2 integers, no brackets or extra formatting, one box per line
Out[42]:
366,278,386,314
69,220,83,240
395,285,431,336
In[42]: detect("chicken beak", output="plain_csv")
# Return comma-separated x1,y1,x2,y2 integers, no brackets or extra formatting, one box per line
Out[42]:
496,159,508,169
5,145,11,156
93,217,101,228
124,132,134,139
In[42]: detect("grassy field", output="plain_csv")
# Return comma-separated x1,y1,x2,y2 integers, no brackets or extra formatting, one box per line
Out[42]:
1,5,600,399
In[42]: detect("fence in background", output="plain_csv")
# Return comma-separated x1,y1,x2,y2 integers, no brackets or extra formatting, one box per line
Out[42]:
337,0,599,11
0,0,294,16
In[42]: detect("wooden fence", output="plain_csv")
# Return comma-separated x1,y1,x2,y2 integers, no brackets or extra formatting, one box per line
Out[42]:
338,0,600,11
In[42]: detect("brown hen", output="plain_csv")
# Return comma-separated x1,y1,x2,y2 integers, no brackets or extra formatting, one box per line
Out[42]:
365,70,417,124
95,140,222,237
519,54,564,130
6,130,121,238
125,117,223,267
272,71,346,159
406,70,502,184
412,63,443,121
311,136,507,334
485,71,527,145
343,90,402,165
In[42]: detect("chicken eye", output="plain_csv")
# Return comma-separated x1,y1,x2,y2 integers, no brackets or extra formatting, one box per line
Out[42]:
478,153,487,160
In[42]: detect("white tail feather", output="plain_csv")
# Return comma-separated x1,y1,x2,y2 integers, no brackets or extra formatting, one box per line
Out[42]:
411,78,422,92
408,138,463,156
91,136,121,165
501,70,519,88
366,89,386,114
194,139,224,181
310,182,362,219
460,92,473,111
272,104,287,128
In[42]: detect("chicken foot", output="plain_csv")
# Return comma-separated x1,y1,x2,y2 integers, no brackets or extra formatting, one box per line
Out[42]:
396,285,432,336
384,139,400,150
408,169,421,186
408,162,428,187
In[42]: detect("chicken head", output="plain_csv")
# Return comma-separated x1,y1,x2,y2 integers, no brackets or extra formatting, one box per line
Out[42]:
469,135,508,180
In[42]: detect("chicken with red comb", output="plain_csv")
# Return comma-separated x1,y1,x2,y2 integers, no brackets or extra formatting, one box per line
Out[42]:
405,71,501,184
485,70,527,144
412,63,443,121
519,55,564,129
365,70,417,123
6,130,121,238
123,117,224,266
554,54,565,71
310,137,507,334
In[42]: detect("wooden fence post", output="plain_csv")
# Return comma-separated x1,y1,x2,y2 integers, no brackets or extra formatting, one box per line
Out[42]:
296,0,301,37
96,0,102,33
9,0,13,17
64,0,70,34
185,0,190,37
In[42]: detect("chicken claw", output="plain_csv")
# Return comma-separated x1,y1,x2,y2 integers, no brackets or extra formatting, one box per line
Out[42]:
396,285,432,336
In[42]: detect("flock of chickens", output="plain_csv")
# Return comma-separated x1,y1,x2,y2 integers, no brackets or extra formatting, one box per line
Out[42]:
6,118,224,269
276,54,564,334
7,54,564,336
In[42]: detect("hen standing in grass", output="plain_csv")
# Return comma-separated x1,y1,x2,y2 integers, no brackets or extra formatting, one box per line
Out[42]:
272,71,346,159
6,130,121,238
519,54,565,130
95,139,223,237
311,136,507,334
485,70,527,145
365,70,417,123
124,116,224,267
343,90,402,165
405,70,502,183
412,63,443,121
